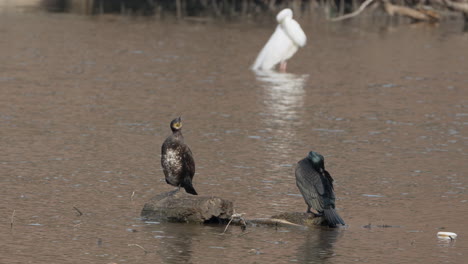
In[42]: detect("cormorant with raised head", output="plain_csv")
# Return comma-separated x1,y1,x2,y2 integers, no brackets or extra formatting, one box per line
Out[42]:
161,117,198,195
295,151,345,227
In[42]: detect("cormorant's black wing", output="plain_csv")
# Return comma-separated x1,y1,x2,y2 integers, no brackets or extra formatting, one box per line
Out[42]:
181,144,197,195
181,144,195,178
295,158,325,212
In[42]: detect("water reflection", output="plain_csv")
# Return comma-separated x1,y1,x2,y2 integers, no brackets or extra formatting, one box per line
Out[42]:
255,70,308,124
255,70,308,160
437,237,457,248
146,223,196,264
295,228,341,263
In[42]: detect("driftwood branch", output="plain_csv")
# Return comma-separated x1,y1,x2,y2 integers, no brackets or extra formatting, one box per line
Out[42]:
330,0,376,21
231,217,305,228
330,0,441,22
443,0,468,12
443,0,468,21
383,0,440,21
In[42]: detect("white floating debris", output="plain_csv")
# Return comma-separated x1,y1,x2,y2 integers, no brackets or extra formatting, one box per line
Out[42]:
437,232,457,239
362,194,385,198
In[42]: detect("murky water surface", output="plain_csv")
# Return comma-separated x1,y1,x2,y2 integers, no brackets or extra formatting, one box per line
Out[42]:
1,6,467,264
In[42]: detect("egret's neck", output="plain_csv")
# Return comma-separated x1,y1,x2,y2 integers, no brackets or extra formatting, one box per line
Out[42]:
280,16,291,25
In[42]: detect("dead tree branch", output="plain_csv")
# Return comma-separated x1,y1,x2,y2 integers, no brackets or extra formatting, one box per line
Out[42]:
383,0,440,21
330,0,376,21
443,0,468,21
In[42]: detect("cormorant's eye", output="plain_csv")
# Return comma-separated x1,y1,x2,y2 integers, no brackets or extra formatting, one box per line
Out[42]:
174,123,181,128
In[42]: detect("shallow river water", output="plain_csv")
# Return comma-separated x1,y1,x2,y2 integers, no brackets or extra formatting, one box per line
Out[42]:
1,6,467,264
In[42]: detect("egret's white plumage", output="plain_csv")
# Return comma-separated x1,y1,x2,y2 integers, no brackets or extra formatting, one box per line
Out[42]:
252,9,306,72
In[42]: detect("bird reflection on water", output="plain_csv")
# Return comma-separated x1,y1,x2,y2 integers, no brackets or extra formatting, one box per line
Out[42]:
255,71,308,160
255,70,308,124
295,228,342,263
146,223,198,264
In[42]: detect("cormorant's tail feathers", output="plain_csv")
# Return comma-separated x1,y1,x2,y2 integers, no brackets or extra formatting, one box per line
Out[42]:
184,185,198,195
182,178,198,195
323,208,345,227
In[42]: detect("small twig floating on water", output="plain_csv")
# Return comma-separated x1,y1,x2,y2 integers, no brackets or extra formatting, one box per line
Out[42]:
128,244,148,254
73,206,83,216
10,210,15,229
131,191,136,201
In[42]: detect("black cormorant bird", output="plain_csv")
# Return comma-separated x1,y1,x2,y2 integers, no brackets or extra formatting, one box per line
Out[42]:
295,151,345,227
161,117,197,195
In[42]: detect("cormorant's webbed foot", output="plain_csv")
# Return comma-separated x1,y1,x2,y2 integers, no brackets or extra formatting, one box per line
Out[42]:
313,212,323,217
306,208,323,218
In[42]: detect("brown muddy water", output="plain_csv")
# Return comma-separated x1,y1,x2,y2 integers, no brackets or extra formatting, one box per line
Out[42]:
1,7,468,264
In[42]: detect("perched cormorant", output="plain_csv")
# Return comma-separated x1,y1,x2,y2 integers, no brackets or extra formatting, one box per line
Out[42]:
161,117,197,195
295,151,345,227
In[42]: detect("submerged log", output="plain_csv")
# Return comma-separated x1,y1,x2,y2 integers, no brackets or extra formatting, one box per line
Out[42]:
229,212,324,229
271,212,325,226
141,190,234,223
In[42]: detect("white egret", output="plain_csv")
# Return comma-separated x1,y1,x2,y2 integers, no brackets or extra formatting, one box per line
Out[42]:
252,8,307,72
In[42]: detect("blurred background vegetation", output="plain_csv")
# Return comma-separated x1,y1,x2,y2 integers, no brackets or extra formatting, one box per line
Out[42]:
35,0,468,25
40,0,316,17
0,0,450,26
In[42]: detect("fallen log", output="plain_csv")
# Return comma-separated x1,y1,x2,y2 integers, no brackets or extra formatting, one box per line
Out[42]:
140,191,331,228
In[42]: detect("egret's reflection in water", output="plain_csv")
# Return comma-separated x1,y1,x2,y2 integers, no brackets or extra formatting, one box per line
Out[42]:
255,70,308,123
255,70,308,161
